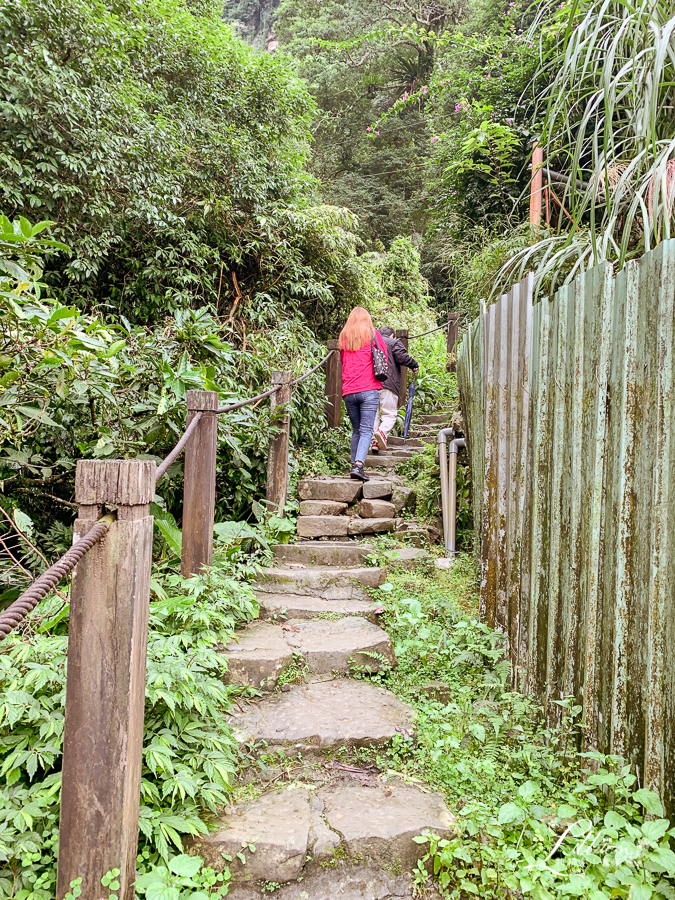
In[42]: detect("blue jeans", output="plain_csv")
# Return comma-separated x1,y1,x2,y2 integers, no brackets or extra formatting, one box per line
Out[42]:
344,390,380,465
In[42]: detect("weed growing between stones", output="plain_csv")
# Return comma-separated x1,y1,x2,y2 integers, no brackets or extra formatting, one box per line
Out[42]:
276,653,312,690
357,557,675,899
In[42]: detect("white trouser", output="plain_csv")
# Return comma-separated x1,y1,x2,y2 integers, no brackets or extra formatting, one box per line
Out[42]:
374,389,398,438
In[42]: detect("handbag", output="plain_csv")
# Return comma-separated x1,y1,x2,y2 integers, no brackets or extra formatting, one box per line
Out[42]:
371,332,388,381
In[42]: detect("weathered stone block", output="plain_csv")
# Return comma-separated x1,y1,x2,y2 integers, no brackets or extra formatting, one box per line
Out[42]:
358,499,396,519
298,477,362,504
284,617,396,674
391,485,416,515
362,480,393,500
297,515,350,538
229,679,415,751
318,781,455,870
221,622,292,690
273,542,374,567
299,500,348,516
348,517,396,535
197,788,311,881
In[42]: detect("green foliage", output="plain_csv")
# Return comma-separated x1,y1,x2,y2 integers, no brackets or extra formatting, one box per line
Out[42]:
369,562,675,899
0,0,313,320
274,0,434,246
498,0,675,296
135,853,230,900
0,552,258,899
0,213,350,544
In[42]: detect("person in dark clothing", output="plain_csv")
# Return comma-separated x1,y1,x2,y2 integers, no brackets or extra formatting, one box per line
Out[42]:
372,326,419,451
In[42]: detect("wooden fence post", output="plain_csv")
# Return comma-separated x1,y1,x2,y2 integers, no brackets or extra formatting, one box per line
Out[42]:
57,460,155,900
446,313,460,373
325,340,342,427
395,329,409,409
266,371,292,514
181,390,218,577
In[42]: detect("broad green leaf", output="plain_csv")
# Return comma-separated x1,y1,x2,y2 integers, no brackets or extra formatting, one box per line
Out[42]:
634,789,664,816
497,802,522,825
155,519,182,558
168,854,201,878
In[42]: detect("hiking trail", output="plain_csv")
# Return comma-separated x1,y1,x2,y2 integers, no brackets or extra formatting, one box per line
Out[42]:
194,413,458,899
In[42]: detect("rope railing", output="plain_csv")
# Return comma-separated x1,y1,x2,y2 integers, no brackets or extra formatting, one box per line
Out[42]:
216,350,333,412
0,351,336,640
0,513,115,640
156,411,203,482
410,320,454,340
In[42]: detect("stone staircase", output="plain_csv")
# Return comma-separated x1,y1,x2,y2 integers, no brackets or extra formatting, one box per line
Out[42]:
194,413,457,898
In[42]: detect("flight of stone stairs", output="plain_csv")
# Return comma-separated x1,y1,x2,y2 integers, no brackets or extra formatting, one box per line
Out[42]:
192,413,458,897
293,412,454,546
199,559,452,898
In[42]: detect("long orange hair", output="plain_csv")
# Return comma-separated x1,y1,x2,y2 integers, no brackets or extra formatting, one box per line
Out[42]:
339,306,374,352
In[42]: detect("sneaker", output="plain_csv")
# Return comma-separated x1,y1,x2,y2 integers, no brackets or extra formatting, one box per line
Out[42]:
349,464,369,482
371,440,379,454
374,429,388,451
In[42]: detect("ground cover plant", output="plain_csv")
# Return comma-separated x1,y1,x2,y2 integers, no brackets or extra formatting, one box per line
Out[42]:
0,514,274,899
363,560,675,899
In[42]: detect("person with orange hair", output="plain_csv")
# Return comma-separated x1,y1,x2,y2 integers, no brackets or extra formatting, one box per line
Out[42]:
339,307,388,482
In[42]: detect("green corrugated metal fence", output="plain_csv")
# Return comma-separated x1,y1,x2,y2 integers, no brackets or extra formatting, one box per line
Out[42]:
457,241,675,812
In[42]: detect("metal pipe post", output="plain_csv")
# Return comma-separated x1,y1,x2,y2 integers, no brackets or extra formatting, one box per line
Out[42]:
447,438,466,554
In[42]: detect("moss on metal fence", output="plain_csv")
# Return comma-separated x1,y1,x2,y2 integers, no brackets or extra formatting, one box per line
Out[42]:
457,241,675,814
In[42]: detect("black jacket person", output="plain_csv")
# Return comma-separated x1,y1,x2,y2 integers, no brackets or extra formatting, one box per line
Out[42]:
372,327,418,450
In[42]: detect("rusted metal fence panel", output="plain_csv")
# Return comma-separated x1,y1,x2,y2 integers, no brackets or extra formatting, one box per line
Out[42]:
457,312,484,562
457,239,675,813
463,275,533,663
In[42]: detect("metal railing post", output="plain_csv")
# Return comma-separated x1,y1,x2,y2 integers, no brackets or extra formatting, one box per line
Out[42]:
57,460,155,900
266,371,292,514
181,390,218,576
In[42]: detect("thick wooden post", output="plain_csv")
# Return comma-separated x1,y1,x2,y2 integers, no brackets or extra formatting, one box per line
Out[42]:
266,371,292,514
325,340,342,427
446,313,460,373
181,390,218,577
395,329,409,409
57,460,155,900
530,141,544,226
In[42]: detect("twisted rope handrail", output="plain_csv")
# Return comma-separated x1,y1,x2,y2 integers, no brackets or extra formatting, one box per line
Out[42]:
0,351,335,639
410,321,454,340
215,350,333,413
0,514,115,641
156,411,203,482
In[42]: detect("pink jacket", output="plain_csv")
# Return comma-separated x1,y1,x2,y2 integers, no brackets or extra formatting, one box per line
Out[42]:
340,332,388,396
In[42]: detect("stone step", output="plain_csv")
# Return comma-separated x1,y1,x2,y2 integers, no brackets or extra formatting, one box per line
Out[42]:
358,498,395,518
297,515,349,538
221,617,395,689
196,780,454,887
229,678,414,752
257,591,383,623
418,413,451,424
347,517,397,535
298,499,347,516
365,454,412,468
298,476,362,504
273,542,374,567
223,861,437,899
256,565,385,599
387,436,424,448
272,542,427,570
362,479,394,499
